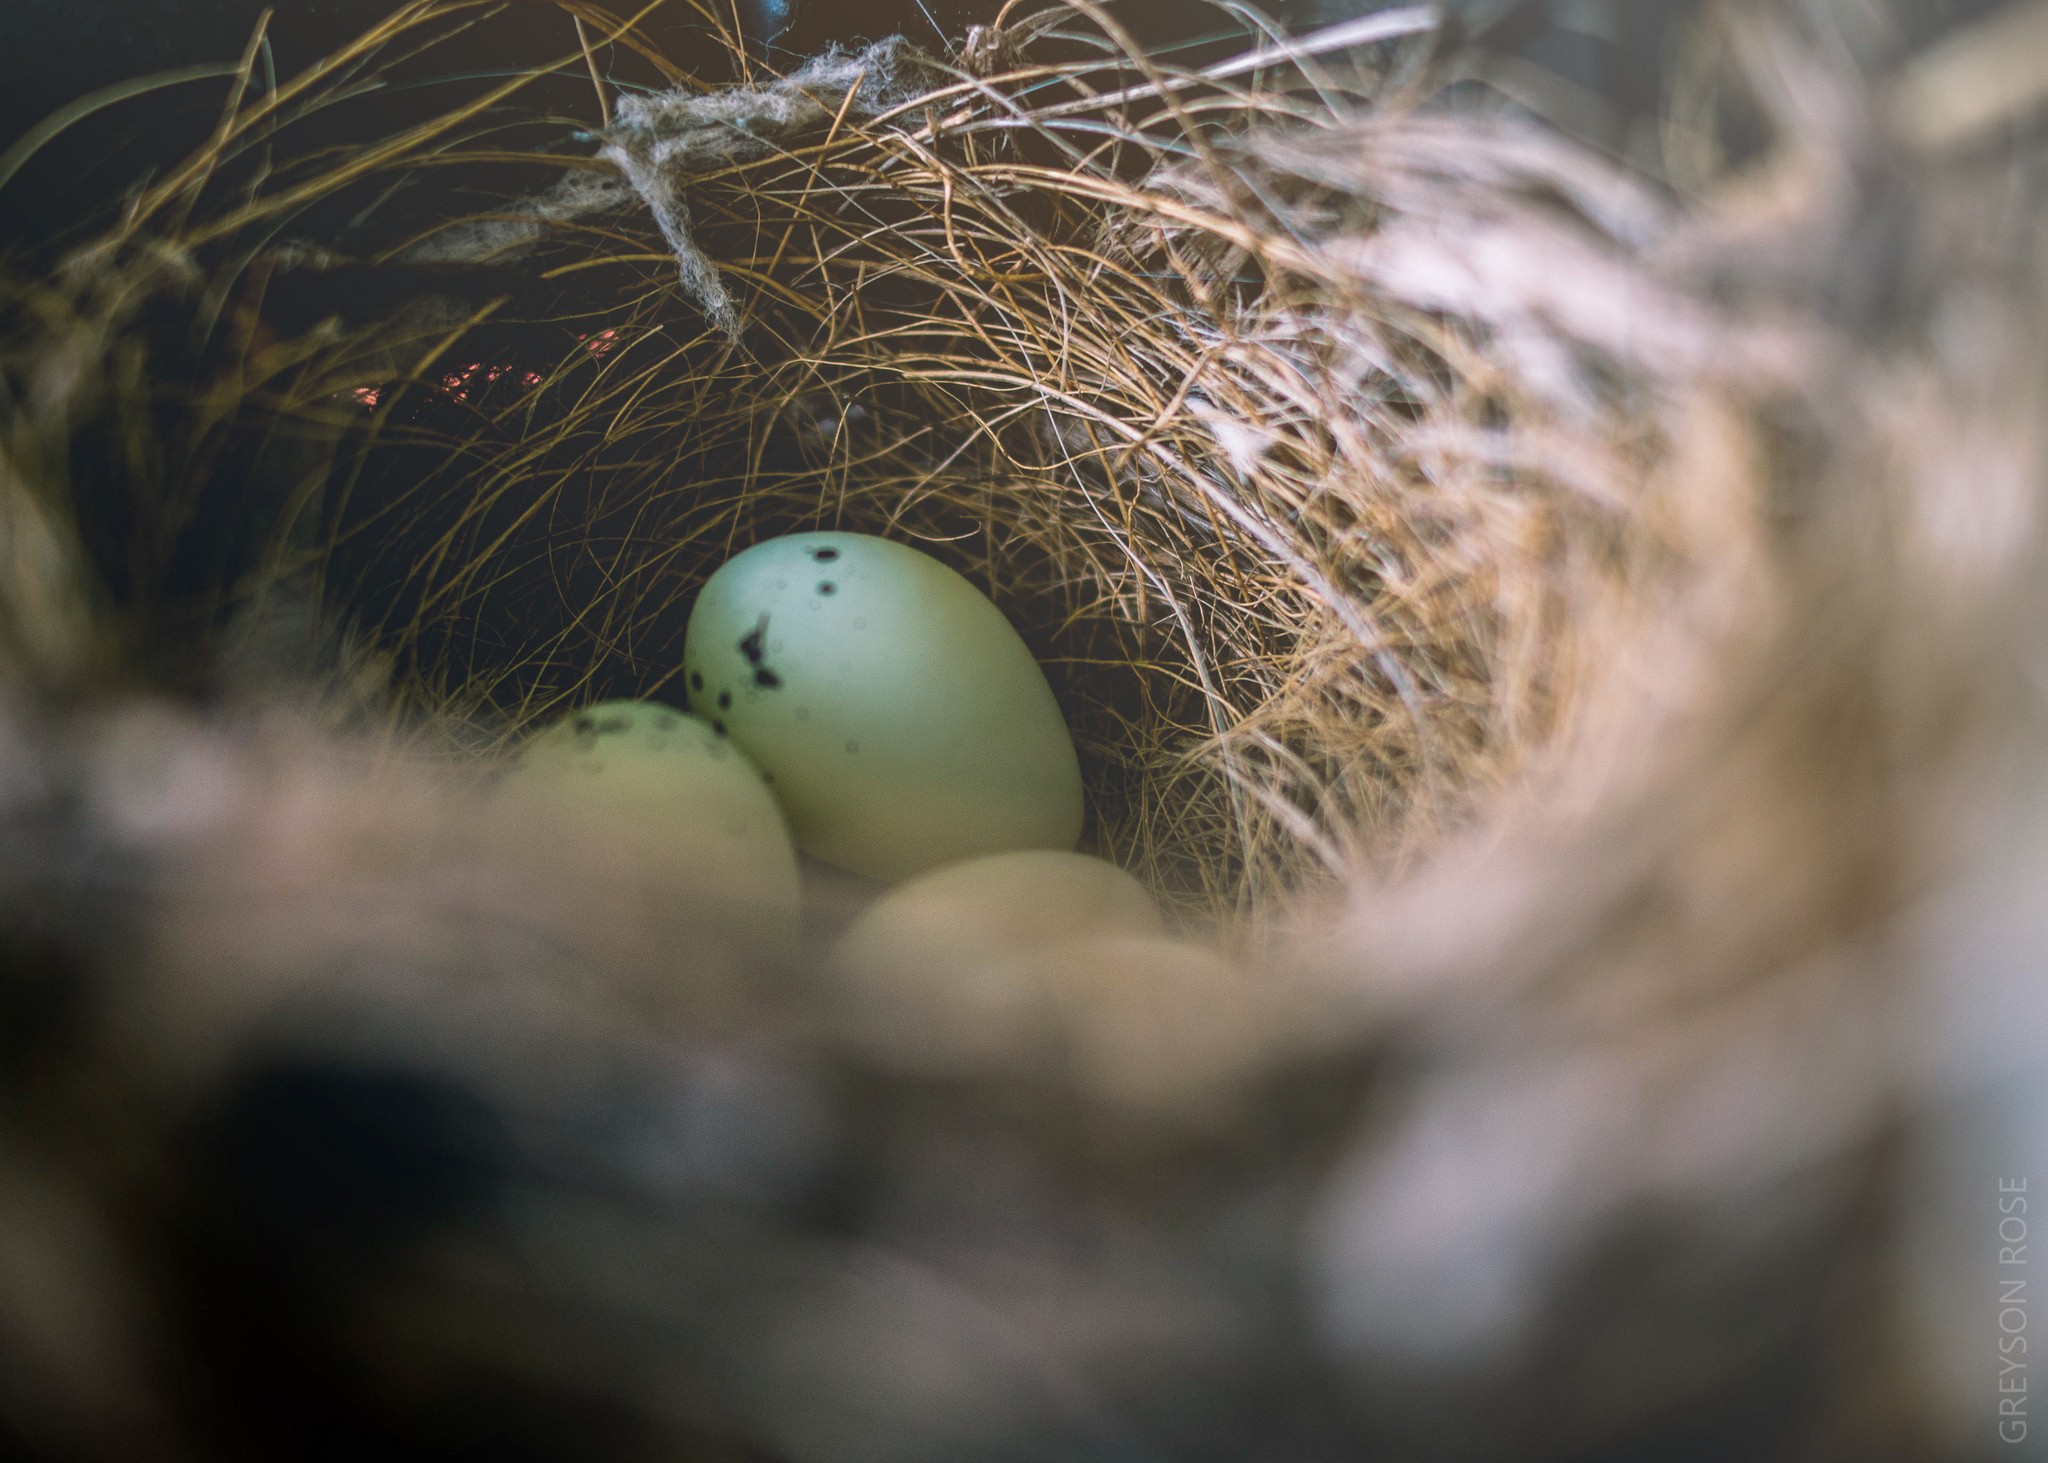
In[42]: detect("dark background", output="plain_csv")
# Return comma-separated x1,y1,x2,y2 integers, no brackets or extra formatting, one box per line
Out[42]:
0,1,1714,259
0,0,2023,260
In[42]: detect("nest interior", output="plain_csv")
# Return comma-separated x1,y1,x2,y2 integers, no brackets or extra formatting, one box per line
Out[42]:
0,2,1765,926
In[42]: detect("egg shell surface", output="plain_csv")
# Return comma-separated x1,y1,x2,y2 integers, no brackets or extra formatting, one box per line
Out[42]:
828,851,1162,1074
683,532,1084,880
499,700,800,918
1022,936,1258,1115
832,850,1161,990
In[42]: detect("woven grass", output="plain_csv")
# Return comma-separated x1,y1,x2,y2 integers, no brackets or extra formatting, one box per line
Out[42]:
7,3,2048,1453
0,0,1757,927
0,0,2026,944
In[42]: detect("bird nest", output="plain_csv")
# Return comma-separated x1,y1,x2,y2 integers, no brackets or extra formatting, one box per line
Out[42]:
4,2,2046,1454
0,3,1808,926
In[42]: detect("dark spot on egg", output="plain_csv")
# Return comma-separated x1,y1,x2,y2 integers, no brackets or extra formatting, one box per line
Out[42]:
718,691,732,711
817,581,836,596
595,715,630,736
690,672,704,692
737,615,789,691
573,714,595,735
713,720,728,737
739,616,770,665
844,740,860,755
812,547,840,562
660,712,679,729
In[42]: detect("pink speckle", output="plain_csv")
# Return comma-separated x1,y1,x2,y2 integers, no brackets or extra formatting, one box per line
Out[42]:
346,358,548,411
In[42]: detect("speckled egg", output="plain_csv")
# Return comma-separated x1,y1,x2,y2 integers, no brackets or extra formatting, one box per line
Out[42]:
499,699,800,919
683,532,1084,880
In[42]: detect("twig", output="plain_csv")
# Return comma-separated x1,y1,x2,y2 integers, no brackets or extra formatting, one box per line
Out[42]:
574,13,613,127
